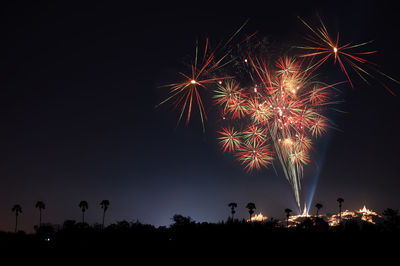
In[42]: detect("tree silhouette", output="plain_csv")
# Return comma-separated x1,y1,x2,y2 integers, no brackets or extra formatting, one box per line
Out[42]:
228,202,237,220
337,198,344,222
284,208,292,228
171,214,193,226
79,201,89,224
100,200,110,229
315,203,323,217
35,201,46,228
12,204,22,232
382,208,400,231
246,202,256,220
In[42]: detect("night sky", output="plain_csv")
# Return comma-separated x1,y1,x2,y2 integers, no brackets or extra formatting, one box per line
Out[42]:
1,1,399,232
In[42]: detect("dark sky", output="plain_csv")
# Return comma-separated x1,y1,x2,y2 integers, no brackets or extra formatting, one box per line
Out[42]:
0,1,399,232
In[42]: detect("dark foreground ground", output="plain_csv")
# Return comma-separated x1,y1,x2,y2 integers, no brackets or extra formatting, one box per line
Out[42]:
1,216,399,262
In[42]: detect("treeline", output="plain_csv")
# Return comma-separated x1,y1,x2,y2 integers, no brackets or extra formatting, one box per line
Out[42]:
1,211,400,253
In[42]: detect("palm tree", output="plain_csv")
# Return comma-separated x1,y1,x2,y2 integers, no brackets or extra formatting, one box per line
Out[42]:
35,201,46,228
12,204,22,232
337,198,344,222
245,202,256,220
100,200,110,229
228,202,237,220
315,203,323,217
284,208,292,228
79,201,89,224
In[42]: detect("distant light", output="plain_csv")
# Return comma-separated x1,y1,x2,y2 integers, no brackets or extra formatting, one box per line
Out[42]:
191,80,196,84
45,237,51,242
254,87,257,93
218,81,222,84
333,47,338,53
247,212,268,222
244,59,248,63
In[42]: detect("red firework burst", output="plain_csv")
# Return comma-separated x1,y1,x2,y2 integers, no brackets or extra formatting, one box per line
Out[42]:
217,127,242,153
236,140,273,172
158,39,232,131
296,17,399,95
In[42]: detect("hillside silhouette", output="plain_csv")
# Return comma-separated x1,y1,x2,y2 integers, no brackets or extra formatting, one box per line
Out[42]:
1,208,400,261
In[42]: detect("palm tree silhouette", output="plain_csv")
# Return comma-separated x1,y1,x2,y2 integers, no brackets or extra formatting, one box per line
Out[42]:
12,204,22,232
246,202,256,220
337,198,344,222
100,200,110,229
79,201,89,224
284,208,292,228
228,202,237,220
35,201,46,228
315,203,323,217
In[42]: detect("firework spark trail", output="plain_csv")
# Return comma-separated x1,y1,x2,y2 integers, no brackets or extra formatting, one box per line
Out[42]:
296,16,400,95
156,21,256,132
159,17,397,213
156,38,233,131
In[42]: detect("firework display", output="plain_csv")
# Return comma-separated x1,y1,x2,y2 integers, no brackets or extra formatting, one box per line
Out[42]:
159,17,398,213
214,54,338,211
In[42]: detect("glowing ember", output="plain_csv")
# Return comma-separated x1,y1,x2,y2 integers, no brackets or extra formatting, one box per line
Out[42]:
328,206,382,226
247,212,268,222
287,203,310,226
301,204,309,216
284,205,382,228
